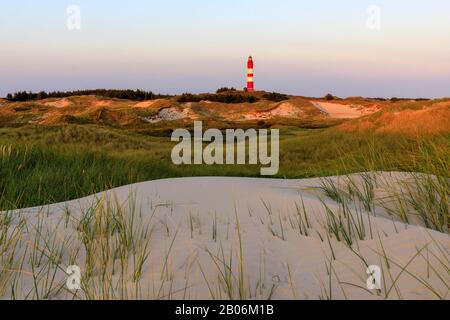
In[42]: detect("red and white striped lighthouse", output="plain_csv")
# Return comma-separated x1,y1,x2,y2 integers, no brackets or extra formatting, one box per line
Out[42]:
246,56,254,92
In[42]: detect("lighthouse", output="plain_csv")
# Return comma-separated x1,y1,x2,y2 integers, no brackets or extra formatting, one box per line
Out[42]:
247,56,254,92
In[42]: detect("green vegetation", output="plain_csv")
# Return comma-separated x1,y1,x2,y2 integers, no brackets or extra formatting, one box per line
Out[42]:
263,92,289,102
0,97,448,300
178,93,259,104
325,93,335,101
216,87,237,93
5,89,170,102
0,124,448,211
0,123,448,299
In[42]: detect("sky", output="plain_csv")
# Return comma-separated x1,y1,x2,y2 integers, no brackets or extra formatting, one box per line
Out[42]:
1,0,449,98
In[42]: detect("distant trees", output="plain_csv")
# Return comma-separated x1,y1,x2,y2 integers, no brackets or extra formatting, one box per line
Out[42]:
5,89,171,102
325,93,335,101
216,87,237,93
7,91,36,101
178,93,202,103
263,92,289,102
390,97,429,102
36,91,48,100
178,92,259,104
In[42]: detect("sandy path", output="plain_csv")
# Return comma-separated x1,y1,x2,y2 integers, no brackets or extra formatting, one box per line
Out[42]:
3,173,449,300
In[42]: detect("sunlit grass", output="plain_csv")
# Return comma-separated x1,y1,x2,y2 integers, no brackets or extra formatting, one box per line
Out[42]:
1,124,448,210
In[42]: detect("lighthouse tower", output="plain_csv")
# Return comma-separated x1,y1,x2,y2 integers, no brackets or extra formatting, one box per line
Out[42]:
247,56,254,92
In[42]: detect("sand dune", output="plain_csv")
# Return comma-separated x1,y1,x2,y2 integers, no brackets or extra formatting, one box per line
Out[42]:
312,102,379,119
146,107,195,123
43,98,72,108
2,95,448,133
340,103,450,136
243,102,304,120
3,173,448,300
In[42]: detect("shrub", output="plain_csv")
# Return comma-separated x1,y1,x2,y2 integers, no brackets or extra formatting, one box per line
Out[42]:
216,87,237,93
325,94,334,101
178,93,202,103
263,92,289,102
63,115,92,125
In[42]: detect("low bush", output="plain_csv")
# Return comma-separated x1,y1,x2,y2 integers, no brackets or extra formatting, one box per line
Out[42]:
263,92,289,102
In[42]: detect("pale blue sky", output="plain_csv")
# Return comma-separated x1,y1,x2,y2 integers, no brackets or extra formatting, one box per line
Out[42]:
1,0,449,97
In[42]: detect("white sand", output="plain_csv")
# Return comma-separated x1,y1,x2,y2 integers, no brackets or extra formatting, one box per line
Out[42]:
146,107,194,123
3,173,449,300
312,102,378,119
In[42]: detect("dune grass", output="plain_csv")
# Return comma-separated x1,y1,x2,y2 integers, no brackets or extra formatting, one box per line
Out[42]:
0,124,448,210
0,180,448,300
0,125,448,299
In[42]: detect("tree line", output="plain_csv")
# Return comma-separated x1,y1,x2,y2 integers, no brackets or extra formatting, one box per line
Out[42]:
5,89,171,102
178,93,259,104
